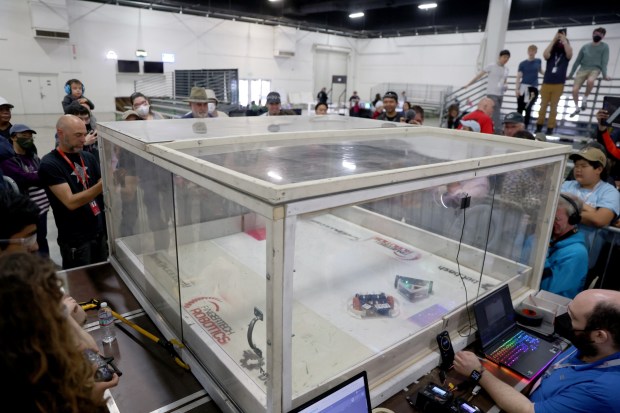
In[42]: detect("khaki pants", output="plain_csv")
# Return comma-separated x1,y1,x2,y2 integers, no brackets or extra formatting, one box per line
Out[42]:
536,83,564,129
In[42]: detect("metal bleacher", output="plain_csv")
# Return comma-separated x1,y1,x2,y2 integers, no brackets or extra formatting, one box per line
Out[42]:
439,76,620,144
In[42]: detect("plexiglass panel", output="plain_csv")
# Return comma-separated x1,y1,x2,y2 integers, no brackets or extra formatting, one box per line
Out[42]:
181,136,527,185
102,140,181,336
289,164,554,396
173,177,269,393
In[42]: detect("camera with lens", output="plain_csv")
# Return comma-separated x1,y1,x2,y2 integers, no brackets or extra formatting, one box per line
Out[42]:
83,349,122,382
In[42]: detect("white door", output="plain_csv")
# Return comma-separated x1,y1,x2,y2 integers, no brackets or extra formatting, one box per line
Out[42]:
19,73,61,114
313,50,348,107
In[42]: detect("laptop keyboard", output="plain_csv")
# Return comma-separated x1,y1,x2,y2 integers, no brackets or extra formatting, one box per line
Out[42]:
489,331,540,366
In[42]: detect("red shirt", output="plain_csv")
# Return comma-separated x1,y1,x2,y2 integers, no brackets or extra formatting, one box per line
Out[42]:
458,110,494,134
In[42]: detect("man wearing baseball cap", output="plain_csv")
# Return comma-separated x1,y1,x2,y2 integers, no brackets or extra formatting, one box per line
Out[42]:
561,147,619,268
376,91,404,122
0,96,14,141
0,124,51,256
261,91,296,116
502,112,526,137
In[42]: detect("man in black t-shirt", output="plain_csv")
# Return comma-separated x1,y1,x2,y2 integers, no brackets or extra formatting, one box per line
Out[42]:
376,91,404,122
38,115,107,269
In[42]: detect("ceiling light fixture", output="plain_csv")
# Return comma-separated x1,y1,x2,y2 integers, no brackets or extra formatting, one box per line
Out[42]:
349,12,364,19
418,3,438,10
268,0,281,2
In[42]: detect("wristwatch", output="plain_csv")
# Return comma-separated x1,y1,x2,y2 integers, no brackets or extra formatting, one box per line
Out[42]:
470,367,484,384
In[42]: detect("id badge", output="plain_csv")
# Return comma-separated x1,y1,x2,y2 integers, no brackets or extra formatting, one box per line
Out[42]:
552,67,557,74
89,200,101,216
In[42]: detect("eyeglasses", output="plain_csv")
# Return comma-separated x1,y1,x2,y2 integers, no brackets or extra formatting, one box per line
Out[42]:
0,233,37,247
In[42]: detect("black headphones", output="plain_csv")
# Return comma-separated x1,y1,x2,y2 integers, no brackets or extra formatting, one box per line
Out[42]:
560,194,581,225
64,79,85,95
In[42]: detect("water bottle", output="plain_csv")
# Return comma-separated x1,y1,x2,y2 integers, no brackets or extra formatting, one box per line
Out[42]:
98,302,116,343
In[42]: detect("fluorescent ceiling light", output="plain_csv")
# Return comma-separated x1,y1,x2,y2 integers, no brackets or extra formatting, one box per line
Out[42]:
349,12,364,18
162,52,175,63
105,50,118,60
418,3,438,10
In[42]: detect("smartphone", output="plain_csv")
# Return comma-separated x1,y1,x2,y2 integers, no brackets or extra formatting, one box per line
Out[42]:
558,28,567,35
602,96,620,127
436,330,455,371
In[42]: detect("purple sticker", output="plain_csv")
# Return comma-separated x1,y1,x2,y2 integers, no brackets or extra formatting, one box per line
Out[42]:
408,304,449,327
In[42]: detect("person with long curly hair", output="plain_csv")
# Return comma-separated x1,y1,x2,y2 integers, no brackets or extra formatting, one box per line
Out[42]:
0,253,118,412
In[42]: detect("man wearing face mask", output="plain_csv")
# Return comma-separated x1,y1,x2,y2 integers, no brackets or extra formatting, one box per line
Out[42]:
203,89,228,118
182,87,229,119
0,124,51,256
454,289,620,413
569,28,611,117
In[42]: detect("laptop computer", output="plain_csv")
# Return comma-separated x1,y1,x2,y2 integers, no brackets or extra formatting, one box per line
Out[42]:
473,285,561,379
288,371,372,413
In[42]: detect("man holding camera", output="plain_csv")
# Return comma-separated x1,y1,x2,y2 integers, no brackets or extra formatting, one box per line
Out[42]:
535,29,573,138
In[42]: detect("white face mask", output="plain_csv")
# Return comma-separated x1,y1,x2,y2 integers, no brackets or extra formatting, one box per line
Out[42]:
208,102,216,113
136,105,150,117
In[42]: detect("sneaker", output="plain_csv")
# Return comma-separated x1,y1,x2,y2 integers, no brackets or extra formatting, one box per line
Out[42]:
535,132,546,141
570,109,580,117
581,101,587,110
546,128,554,135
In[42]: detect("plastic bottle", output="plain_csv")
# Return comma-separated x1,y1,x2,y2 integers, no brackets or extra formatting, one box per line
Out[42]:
98,302,116,343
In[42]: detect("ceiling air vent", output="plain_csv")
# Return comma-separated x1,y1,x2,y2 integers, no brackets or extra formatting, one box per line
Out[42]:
34,29,70,39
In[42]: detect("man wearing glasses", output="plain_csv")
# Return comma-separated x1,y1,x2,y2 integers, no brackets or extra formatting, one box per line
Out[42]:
454,288,620,413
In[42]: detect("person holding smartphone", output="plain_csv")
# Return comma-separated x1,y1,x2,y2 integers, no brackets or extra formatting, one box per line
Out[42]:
594,102,620,190
535,29,573,138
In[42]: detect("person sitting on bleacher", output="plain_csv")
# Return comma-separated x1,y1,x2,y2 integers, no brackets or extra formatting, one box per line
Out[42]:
561,147,620,268
541,193,588,299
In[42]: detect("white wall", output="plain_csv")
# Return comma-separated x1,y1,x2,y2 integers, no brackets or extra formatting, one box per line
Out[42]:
355,24,620,100
0,0,618,114
0,1,355,114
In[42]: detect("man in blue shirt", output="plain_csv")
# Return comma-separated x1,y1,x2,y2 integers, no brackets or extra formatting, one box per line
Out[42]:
515,45,543,128
454,289,620,413
541,193,588,299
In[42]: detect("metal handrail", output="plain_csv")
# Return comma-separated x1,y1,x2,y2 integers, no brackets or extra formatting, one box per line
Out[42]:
440,76,620,138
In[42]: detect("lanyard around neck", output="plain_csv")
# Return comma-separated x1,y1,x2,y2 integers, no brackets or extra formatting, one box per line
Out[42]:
56,148,89,190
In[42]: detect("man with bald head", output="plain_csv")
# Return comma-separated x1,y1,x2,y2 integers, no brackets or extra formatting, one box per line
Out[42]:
458,97,495,134
454,289,620,413
39,115,107,269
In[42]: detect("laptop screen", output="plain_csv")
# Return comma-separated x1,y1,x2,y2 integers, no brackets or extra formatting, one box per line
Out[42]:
288,371,372,413
473,285,516,349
